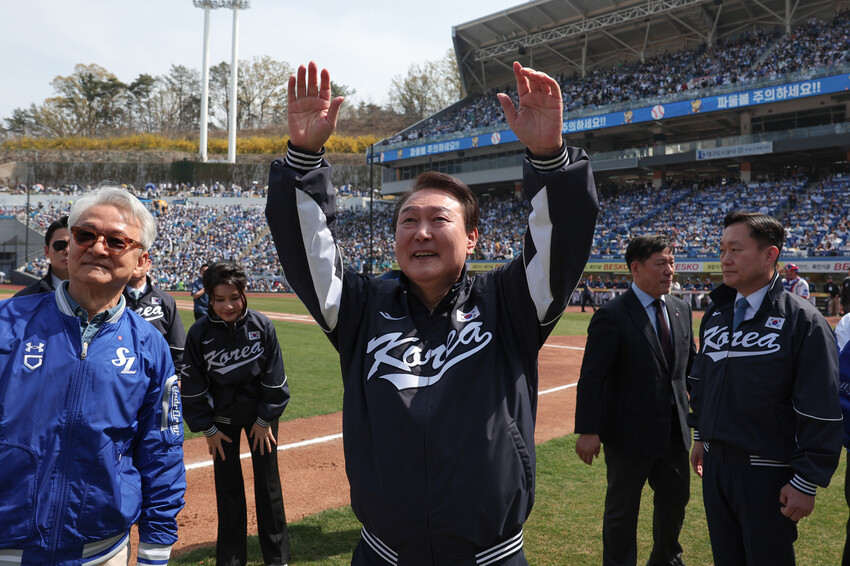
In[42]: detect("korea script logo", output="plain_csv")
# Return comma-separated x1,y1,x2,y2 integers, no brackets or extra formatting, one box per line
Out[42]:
701,324,781,362
366,321,492,391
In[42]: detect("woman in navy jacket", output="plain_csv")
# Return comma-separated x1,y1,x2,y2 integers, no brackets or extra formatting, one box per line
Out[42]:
183,261,291,566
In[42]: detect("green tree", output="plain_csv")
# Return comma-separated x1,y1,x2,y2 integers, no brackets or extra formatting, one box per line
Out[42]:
154,65,201,132
5,106,35,136
31,97,78,138
239,56,292,130
209,61,231,129
128,73,157,132
387,50,462,121
50,63,127,135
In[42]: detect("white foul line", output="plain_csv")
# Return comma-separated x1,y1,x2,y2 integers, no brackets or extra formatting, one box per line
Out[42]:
540,383,577,395
539,343,582,394
185,433,343,471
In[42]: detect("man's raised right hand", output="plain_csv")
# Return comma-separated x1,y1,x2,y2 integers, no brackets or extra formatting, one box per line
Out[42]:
288,61,345,153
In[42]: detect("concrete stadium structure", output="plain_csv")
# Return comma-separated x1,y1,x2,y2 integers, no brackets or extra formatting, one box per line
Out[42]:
371,0,850,285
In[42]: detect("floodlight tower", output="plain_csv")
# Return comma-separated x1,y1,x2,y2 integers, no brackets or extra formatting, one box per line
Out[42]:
193,0,249,164
227,0,249,164
194,0,219,163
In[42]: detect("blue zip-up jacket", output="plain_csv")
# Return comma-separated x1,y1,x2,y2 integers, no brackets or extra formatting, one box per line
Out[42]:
0,288,186,566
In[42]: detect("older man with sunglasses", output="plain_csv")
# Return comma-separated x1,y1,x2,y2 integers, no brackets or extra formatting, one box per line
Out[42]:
14,215,71,297
0,187,186,566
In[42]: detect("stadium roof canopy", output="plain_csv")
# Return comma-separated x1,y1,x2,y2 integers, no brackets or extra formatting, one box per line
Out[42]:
452,0,843,97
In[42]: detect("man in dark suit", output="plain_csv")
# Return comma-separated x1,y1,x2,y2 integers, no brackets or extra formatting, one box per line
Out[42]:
575,234,696,566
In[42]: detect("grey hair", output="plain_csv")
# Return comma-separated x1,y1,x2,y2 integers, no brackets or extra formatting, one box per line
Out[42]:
67,187,157,250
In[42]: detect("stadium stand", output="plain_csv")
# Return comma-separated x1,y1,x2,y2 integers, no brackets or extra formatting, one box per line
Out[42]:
9,168,849,296
391,10,848,143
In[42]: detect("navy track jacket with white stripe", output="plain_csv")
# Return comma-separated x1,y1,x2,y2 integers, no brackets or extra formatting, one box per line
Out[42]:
688,275,843,494
0,288,185,566
123,276,187,378
266,143,598,564
182,309,290,435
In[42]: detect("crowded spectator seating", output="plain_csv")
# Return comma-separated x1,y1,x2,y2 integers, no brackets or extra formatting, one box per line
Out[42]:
2,181,267,199
8,13,850,290
12,171,850,293
783,174,850,256
386,11,850,145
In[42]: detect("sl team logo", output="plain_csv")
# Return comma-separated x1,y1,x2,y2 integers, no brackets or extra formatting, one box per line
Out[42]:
23,341,45,370
111,347,138,374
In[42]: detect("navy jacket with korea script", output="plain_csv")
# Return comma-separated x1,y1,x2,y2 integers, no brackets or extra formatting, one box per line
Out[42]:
0,288,185,566
123,276,187,378
182,308,289,434
266,144,598,565
688,275,843,494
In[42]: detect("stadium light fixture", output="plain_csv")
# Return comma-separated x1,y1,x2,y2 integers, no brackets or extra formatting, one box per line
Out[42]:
193,1,250,163
226,1,248,164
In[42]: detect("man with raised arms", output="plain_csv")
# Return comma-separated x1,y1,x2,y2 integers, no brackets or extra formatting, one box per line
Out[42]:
265,61,598,565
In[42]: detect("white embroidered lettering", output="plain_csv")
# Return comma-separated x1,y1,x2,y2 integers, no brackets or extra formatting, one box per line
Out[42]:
111,347,138,374
365,323,493,390
702,325,781,362
204,341,265,374
135,305,164,322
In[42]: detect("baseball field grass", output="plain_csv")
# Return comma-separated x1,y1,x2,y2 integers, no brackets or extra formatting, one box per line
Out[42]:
170,295,849,566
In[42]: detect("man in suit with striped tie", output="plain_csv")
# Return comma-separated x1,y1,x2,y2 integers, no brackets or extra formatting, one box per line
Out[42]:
575,234,696,566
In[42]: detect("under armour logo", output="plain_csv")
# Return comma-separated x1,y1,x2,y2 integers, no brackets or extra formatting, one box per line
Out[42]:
24,341,45,370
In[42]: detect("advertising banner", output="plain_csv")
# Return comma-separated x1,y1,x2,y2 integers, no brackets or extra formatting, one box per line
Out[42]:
462,259,850,274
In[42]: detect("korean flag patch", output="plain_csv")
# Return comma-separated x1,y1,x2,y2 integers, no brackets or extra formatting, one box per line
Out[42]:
248,331,260,340
151,297,162,305
456,306,481,322
766,317,785,330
